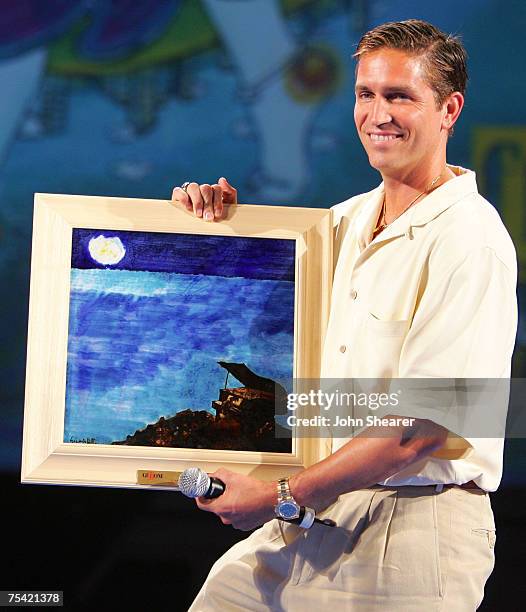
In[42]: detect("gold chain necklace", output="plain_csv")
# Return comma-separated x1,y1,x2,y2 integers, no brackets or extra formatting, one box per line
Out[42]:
372,168,446,238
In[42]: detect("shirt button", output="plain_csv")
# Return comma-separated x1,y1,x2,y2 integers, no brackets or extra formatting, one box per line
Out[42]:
350,289,358,300
339,345,347,353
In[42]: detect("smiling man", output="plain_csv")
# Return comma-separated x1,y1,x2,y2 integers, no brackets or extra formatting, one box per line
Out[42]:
174,20,517,610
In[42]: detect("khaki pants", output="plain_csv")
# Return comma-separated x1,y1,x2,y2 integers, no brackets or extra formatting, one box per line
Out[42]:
188,485,496,611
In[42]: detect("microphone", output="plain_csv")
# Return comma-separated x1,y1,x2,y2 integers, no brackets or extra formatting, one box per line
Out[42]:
177,467,336,528
178,467,225,499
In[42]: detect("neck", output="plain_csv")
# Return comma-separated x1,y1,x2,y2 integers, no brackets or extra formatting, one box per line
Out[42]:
381,160,454,223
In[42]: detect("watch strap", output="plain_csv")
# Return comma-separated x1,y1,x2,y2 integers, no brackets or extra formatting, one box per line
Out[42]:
298,506,315,529
277,477,294,503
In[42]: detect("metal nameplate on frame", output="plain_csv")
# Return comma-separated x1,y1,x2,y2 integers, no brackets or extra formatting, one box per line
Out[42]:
136,470,182,487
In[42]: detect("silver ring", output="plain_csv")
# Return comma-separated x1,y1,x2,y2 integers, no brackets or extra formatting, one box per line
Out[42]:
181,181,191,192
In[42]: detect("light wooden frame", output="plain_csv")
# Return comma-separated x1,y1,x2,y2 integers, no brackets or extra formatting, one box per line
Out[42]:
21,193,333,490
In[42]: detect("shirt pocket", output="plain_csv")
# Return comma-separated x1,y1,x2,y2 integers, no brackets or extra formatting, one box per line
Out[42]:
366,313,410,337
356,314,410,378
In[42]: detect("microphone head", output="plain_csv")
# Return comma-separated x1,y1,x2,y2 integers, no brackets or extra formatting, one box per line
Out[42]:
178,467,210,498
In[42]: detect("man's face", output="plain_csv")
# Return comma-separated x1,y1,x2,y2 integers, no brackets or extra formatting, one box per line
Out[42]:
354,49,447,177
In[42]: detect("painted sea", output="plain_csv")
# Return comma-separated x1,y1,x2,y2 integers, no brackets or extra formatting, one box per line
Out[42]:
63,229,295,446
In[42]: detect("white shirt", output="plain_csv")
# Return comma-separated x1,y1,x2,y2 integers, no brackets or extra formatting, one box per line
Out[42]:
322,165,518,491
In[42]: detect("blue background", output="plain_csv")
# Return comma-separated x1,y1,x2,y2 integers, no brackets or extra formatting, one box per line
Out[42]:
2,0,525,484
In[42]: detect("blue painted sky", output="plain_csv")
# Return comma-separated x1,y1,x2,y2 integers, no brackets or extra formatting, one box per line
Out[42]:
72,228,296,281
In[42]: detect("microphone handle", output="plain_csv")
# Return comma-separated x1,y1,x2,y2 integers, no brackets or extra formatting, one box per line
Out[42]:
204,476,226,498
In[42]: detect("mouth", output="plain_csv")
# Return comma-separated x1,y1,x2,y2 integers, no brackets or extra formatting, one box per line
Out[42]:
367,133,403,143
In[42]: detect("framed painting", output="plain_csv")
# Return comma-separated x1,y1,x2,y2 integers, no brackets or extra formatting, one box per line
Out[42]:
21,193,333,489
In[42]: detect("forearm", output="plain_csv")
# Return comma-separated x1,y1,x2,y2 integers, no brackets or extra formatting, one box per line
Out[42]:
289,417,448,511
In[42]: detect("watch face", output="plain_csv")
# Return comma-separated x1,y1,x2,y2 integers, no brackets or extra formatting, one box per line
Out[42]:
278,501,300,519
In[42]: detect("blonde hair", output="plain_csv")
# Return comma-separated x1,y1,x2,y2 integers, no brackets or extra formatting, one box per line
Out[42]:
354,19,467,108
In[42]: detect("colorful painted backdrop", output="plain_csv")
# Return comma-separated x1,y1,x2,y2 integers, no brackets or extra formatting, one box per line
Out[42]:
2,0,525,481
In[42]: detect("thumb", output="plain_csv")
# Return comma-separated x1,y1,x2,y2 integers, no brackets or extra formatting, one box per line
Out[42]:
218,177,237,204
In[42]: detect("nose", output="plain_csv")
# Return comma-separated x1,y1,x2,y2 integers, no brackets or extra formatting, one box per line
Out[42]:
370,97,392,126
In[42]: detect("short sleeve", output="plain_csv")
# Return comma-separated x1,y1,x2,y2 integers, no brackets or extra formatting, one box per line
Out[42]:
378,247,517,444
400,247,517,378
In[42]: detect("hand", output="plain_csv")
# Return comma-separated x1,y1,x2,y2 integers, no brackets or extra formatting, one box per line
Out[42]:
195,468,276,531
171,177,237,221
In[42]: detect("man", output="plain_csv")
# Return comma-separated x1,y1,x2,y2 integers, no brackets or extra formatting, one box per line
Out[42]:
172,20,517,610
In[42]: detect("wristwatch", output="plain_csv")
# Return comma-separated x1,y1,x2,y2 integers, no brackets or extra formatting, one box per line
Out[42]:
274,477,301,520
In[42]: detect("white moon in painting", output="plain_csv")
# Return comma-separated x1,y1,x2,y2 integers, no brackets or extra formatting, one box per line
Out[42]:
88,235,126,265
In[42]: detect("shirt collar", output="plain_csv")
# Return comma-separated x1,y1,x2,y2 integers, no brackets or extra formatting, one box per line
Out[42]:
355,185,384,251
409,165,478,226
356,165,479,250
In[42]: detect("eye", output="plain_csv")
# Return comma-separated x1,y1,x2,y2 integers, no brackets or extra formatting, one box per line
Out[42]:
357,91,373,100
389,92,410,100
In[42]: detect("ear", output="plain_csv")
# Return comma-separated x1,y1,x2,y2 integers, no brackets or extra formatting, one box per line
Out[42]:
441,91,464,132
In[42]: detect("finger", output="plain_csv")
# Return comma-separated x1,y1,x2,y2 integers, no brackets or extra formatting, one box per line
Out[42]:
200,184,214,222
195,497,214,511
212,467,231,480
186,182,204,217
211,184,223,219
172,187,192,212
218,177,237,204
